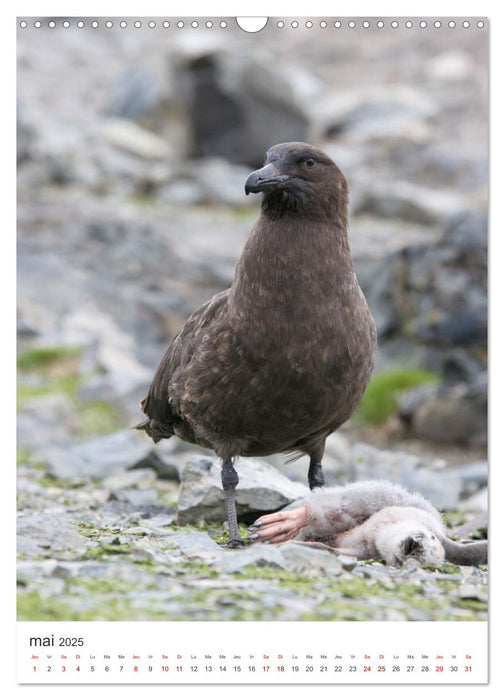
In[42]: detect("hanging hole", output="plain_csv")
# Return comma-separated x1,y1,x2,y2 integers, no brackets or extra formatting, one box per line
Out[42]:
236,17,268,32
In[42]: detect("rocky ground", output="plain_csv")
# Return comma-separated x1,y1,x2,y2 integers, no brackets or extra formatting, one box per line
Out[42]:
17,20,488,621
17,431,487,622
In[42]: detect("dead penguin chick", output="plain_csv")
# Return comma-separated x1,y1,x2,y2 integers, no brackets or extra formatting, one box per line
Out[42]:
249,479,488,567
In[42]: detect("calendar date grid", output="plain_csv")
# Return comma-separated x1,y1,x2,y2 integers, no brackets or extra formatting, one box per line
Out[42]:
28,649,476,679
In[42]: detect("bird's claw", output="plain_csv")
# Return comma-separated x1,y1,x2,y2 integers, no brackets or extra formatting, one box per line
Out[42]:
225,537,245,549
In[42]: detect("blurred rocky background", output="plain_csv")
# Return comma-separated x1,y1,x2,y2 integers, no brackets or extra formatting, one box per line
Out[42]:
17,19,488,622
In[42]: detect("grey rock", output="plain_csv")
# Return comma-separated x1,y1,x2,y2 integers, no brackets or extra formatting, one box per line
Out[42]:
355,181,467,226
452,461,488,491
107,70,165,121
412,387,487,447
324,432,352,465
351,442,462,510
110,487,161,508
17,104,36,163
156,158,254,208
17,560,59,583
337,554,358,571
315,86,436,140
149,440,193,480
460,488,488,512
442,209,487,257
277,453,346,486
398,376,487,448
17,513,89,557
173,532,223,562
52,561,111,580
278,542,344,577
103,118,173,161
176,456,308,525
364,209,487,354
449,512,488,539
44,430,158,482
157,179,204,206
433,349,484,385
178,51,312,166
61,306,153,399
217,544,286,573
457,584,487,602
193,158,255,207
17,393,77,452
397,384,439,422
102,467,158,491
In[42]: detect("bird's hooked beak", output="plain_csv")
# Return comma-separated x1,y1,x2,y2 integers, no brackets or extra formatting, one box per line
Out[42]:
244,163,290,195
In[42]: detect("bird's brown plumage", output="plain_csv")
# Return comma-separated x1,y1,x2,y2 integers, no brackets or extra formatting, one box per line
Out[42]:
137,142,376,544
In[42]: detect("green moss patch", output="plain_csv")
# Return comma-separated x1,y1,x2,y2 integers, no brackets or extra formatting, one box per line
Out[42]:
355,367,439,425
17,345,82,371
17,342,125,438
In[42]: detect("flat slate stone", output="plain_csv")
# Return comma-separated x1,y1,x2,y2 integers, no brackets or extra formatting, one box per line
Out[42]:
216,544,287,573
278,542,344,577
17,512,89,557
176,456,308,525
44,430,157,482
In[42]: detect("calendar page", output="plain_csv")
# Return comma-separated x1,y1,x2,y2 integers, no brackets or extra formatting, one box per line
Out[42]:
15,7,489,688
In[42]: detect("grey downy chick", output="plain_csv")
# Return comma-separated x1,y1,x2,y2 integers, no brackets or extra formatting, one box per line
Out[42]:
249,479,487,567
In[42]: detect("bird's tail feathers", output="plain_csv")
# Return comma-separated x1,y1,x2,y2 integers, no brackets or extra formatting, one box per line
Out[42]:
134,418,173,444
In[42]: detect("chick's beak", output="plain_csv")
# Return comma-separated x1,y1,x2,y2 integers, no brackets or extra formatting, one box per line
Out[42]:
245,163,290,195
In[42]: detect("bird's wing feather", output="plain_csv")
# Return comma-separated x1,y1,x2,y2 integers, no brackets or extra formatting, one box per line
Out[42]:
140,289,230,430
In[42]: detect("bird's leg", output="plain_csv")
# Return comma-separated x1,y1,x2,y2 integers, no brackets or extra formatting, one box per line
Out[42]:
221,458,244,548
308,456,325,490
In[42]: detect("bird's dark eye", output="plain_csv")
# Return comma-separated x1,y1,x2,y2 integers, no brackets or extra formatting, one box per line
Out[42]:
305,157,316,167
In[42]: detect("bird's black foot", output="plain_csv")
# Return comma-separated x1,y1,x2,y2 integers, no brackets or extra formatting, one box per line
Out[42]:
308,459,325,490
221,458,244,549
